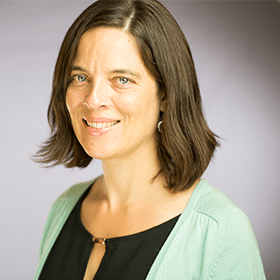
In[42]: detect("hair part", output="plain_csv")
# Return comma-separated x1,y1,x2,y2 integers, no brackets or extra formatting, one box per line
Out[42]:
33,0,219,192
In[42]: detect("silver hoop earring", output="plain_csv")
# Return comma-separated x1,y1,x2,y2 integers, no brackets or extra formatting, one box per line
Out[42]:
157,120,162,133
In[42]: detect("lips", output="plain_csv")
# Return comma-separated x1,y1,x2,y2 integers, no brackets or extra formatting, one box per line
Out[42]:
82,118,120,130
84,117,120,122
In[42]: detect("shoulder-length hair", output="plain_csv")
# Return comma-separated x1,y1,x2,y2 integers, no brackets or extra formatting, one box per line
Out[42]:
33,0,219,192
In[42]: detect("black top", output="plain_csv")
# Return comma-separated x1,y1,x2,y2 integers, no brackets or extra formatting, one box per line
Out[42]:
39,186,180,280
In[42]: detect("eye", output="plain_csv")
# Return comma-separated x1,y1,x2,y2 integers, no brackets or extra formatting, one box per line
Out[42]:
113,77,134,89
76,75,87,82
118,77,129,85
68,74,89,86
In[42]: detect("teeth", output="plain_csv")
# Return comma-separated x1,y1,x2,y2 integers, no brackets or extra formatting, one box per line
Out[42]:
86,121,118,129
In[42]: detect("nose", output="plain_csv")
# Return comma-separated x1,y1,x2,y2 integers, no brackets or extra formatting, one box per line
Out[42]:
83,79,110,109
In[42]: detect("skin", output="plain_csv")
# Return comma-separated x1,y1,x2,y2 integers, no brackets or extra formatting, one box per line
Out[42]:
66,27,198,279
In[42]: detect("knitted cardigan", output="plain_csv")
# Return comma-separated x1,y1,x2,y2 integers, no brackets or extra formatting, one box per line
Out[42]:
34,178,266,279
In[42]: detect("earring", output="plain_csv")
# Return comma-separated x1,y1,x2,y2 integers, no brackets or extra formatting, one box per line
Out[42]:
157,120,162,133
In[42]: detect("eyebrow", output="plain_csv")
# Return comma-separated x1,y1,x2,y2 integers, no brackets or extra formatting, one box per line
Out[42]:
70,66,141,79
108,69,142,79
71,66,87,72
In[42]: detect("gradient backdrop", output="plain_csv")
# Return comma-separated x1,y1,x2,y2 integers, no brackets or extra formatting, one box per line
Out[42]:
1,1,279,279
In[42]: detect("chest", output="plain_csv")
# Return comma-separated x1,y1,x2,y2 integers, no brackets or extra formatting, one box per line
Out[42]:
80,200,182,279
40,198,180,280
83,243,105,280
80,192,189,240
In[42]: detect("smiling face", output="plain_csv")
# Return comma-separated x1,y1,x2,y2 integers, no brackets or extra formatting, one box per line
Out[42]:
66,27,164,161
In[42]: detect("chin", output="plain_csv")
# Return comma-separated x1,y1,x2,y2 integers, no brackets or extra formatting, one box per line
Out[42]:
83,146,117,161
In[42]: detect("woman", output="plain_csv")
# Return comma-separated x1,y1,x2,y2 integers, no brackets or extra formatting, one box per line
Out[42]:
34,0,265,279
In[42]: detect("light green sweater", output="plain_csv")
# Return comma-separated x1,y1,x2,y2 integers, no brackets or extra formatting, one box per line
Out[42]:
34,178,266,279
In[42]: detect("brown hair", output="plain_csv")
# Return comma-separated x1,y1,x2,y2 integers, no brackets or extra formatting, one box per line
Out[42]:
33,0,219,192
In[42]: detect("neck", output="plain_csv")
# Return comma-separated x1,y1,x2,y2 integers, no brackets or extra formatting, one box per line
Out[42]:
98,144,168,211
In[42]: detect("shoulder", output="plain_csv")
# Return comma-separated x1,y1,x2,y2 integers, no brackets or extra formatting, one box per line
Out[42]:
39,177,98,258
189,180,265,278
193,179,250,228
50,178,96,212
189,180,258,254
46,177,96,227
194,181,264,279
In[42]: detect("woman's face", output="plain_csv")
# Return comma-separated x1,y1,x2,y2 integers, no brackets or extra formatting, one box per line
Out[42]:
66,27,164,161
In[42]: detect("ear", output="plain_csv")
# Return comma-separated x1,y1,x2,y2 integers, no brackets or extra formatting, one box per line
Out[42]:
160,97,166,112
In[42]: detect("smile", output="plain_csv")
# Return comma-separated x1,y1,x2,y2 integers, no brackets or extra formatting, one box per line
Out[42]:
83,119,120,129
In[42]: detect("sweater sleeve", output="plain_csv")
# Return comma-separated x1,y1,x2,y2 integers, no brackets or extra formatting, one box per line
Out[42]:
208,207,266,279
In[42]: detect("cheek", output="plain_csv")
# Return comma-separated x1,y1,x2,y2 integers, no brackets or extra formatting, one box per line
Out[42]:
113,90,160,120
66,99,71,113
65,91,72,113
111,94,137,114
65,90,80,114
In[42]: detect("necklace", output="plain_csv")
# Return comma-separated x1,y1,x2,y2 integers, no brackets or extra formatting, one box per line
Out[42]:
92,237,106,245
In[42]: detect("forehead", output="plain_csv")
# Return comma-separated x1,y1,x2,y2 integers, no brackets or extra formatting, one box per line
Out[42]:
73,27,146,73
